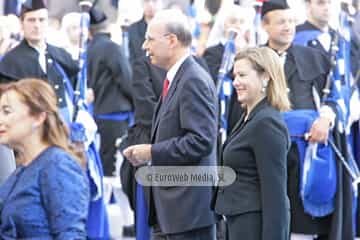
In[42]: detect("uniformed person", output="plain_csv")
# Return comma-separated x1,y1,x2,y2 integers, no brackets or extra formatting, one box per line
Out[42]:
87,7,133,176
294,0,360,77
0,0,78,180
261,0,353,239
0,0,79,123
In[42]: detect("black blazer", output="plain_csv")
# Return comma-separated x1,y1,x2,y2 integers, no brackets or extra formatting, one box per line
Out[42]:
128,17,147,64
87,33,133,115
148,56,218,234
0,40,79,109
214,99,290,240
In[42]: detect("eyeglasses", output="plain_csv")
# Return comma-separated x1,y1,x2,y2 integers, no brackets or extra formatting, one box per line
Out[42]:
144,33,171,42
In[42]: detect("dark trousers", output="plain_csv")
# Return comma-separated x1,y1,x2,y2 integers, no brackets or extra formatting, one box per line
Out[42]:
227,212,262,240
227,211,290,240
151,224,215,240
96,118,129,176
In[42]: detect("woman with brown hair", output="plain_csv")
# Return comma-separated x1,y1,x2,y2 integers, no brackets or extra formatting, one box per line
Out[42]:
0,78,89,239
213,47,291,240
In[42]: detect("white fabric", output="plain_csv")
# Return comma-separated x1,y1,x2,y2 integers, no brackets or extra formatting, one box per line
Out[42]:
166,52,190,87
291,233,316,240
75,108,98,150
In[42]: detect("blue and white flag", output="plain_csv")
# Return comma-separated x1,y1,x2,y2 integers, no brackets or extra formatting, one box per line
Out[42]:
217,30,237,144
74,12,110,239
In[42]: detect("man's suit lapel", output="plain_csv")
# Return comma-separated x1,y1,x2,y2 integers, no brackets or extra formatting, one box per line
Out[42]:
150,57,192,142
151,99,162,142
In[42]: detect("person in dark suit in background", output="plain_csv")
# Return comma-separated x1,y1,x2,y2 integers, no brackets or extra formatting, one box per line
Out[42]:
123,9,217,240
213,47,291,240
87,7,133,176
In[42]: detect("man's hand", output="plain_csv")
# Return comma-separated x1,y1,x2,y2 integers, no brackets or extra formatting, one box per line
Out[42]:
123,144,152,166
307,117,331,143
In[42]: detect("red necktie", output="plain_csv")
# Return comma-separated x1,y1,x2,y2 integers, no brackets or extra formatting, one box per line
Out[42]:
162,78,170,100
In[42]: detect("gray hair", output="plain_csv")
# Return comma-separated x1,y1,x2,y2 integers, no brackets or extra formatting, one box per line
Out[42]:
151,9,192,47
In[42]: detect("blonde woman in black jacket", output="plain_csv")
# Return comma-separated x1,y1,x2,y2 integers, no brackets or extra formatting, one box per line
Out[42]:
214,47,291,240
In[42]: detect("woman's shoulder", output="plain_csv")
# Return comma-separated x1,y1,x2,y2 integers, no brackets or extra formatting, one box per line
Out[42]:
37,146,88,191
253,106,289,135
254,104,284,124
38,146,82,172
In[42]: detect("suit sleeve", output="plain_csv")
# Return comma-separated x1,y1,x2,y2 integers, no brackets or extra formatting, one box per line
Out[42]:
151,75,218,166
251,117,290,240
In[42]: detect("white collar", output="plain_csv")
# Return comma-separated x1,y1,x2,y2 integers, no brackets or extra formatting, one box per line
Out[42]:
166,52,190,85
27,40,47,54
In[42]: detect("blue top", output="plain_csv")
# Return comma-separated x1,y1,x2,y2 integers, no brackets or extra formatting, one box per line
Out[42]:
0,146,89,239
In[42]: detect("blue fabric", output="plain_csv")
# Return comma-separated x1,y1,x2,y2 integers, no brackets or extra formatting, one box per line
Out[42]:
53,61,75,102
95,111,135,127
122,30,130,59
4,0,21,15
293,30,322,47
282,110,337,217
77,12,90,102
53,61,110,238
0,146,89,239
86,142,110,239
136,183,150,240
218,38,236,142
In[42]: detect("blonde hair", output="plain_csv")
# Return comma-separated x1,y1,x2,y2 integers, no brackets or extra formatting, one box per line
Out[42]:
0,78,85,166
235,47,291,111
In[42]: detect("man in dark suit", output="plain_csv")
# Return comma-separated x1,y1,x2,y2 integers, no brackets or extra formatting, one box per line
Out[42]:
123,9,217,240
87,7,133,176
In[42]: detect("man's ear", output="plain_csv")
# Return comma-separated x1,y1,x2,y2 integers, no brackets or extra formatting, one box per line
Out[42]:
168,33,178,48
